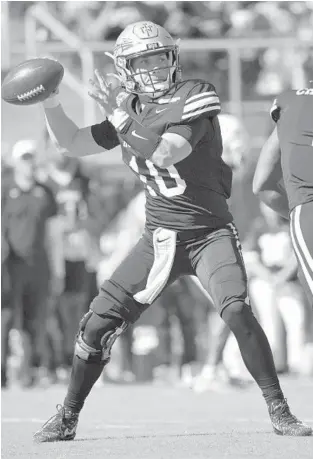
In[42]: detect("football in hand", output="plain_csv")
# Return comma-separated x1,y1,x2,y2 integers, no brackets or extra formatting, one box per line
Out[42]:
1,58,64,106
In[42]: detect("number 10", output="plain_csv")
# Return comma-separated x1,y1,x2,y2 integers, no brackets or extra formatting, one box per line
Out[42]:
129,156,186,197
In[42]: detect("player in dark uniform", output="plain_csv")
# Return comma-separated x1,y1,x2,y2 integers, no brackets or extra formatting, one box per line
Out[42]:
34,22,312,441
45,156,91,367
253,82,313,309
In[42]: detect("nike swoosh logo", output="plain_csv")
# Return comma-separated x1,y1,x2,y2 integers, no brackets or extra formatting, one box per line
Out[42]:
156,108,168,114
157,236,170,242
132,130,148,140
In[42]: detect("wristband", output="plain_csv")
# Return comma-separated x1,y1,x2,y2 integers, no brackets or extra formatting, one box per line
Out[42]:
117,117,162,160
43,94,61,109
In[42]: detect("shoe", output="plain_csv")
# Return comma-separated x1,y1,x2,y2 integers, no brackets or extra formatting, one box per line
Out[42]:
269,399,312,436
33,405,79,442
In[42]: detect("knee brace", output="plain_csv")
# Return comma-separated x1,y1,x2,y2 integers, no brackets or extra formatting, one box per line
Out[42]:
74,310,129,364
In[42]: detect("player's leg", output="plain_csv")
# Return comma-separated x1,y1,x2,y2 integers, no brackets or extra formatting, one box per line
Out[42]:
192,225,281,398
33,233,155,442
62,231,191,410
34,230,187,442
192,223,312,436
290,201,313,309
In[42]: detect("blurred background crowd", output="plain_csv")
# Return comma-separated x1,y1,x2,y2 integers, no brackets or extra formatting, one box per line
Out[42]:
1,1,313,391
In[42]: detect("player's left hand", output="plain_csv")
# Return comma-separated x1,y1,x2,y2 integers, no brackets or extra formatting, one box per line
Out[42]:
88,69,118,117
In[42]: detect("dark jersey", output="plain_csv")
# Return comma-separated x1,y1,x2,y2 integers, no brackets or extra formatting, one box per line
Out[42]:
270,88,313,210
45,166,89,227
1,180,57,261
92,79,233,232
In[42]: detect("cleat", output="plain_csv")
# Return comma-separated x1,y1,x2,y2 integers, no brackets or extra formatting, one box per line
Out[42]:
33,405,79,442
269,399,312,436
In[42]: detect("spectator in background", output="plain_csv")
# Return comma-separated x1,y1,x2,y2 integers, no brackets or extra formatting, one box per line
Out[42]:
153,275,199,387
255,48,292,97
1,140,57,388
243,203,310,374
44,154,92,371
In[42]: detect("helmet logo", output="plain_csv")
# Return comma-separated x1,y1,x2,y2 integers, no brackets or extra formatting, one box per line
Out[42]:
133,22,158,38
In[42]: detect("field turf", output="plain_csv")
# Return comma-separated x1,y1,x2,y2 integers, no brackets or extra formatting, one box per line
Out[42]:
1,375,312,458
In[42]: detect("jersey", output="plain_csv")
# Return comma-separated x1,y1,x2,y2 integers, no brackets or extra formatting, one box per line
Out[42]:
44,165,90,261
45,165,89,226
270,88,313,210
92,79,233,233
2,180,57,262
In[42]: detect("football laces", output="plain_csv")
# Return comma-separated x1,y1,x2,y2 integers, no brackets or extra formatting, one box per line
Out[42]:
17,85,45,101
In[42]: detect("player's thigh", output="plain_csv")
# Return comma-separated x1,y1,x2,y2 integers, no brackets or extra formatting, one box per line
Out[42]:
193,224,248,315
290,201,313,306
91,233,155,323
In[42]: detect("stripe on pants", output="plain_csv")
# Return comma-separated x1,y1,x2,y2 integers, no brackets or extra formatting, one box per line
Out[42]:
290,204,313,296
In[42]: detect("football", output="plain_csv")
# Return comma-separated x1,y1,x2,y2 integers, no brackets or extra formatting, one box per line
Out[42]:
1,58,64,106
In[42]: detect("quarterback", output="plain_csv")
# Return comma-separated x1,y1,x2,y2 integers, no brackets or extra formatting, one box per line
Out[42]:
34,22,312,441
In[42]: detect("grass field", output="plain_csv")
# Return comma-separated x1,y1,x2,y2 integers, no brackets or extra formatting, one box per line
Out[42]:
1,375,312,459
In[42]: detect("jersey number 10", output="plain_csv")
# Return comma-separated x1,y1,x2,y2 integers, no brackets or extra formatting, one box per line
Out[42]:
129,156,187,197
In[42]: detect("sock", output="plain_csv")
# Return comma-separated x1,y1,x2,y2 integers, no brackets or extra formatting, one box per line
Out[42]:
222,303,284,406
63,314,124,414
63,356,106,413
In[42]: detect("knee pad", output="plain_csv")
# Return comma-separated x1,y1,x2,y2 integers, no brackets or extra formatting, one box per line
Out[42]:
74,310,129,364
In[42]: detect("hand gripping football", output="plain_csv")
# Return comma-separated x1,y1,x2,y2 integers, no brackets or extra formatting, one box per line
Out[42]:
1,58,64,105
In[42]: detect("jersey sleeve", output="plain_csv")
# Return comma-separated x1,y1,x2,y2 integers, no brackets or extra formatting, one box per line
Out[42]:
91,119,120,150
166,118,210,148
181,81,221,122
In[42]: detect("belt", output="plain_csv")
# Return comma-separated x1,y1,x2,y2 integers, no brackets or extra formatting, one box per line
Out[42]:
176,221,235,242
176,227,213,242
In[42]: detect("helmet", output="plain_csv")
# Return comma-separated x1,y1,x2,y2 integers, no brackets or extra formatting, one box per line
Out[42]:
112,21,181,97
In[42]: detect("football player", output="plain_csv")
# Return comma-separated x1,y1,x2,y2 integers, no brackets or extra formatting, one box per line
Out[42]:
253,81,313,310
34,22,312,441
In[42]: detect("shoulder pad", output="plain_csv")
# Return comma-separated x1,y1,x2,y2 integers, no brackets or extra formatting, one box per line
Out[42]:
180,79,221,122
